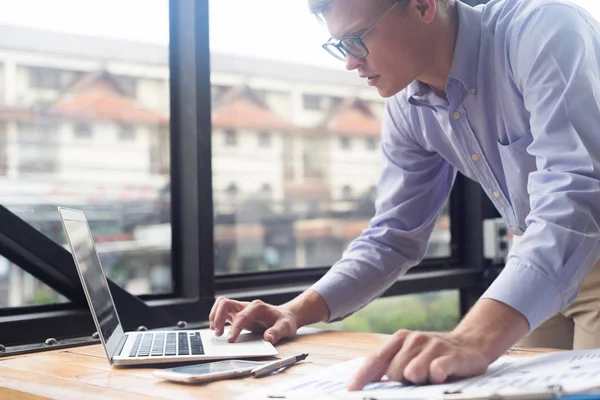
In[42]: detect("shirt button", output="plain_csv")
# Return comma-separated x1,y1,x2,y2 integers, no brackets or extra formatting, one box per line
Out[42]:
452,111,461,120
492,191,501,199
470,87,477,95
471,153,480,162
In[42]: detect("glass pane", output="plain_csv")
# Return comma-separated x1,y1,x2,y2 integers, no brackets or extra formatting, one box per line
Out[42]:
0,255,68,306
310,291,460,333
210,0,451,274
0,0,172,301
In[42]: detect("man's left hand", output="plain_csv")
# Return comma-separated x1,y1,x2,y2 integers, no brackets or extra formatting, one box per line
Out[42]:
348,329,489,390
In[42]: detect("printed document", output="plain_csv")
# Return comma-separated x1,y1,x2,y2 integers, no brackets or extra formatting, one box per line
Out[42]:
238,348,600,399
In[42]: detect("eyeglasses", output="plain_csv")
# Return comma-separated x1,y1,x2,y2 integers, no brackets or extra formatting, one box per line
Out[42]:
322,1,400,61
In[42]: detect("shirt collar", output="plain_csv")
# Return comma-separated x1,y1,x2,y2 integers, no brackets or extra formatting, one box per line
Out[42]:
407,80,439,110
407,1,483,105
447,0,483,93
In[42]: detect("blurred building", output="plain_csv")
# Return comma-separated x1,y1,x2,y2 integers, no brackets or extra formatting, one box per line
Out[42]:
0,24,449,305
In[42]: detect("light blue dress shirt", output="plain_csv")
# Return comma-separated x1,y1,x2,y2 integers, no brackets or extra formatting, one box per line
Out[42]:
311,0,600,330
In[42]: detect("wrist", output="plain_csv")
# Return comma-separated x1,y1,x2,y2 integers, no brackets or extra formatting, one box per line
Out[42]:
280,289,330,328
451,299,530,363
449,326,495,363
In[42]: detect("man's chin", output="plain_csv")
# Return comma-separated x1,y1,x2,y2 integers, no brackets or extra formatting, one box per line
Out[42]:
375,82,408,98
376,86,400,98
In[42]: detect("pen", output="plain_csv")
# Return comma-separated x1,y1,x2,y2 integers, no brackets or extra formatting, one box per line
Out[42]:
251,353,308,378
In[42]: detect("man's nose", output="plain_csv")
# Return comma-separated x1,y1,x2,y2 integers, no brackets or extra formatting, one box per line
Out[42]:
345,53,363,71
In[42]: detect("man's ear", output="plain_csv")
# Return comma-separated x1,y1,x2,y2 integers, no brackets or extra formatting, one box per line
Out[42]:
414,0,437,23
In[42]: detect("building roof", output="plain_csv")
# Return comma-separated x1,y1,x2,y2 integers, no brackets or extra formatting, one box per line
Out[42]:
212,86,294,131
0,24,362,88
0,25,381,132
0,70,168,125
52,70,167,124
322,99,382,137
0,24,168,65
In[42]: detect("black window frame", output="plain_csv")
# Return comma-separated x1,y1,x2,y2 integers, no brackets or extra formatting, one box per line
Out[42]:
0,0,496,350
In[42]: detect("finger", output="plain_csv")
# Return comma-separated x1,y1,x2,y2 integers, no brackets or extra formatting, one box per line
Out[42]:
227,301,268,343
264,319,294,344
209,297,226,330
402,339,446,384
348,330,409,391
429,354,455,384
382,331,431,384
213,299,240,336
429,352,487,384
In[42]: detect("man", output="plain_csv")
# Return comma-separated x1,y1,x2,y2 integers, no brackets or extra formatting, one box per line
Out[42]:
210,0,600,390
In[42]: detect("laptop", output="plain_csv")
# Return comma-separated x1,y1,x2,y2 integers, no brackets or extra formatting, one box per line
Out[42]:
58,207,278,366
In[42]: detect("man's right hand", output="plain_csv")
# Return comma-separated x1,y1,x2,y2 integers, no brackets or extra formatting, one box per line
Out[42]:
209,297,298,344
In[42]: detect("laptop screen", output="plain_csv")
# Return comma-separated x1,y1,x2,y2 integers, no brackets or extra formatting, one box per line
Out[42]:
62,214,122,353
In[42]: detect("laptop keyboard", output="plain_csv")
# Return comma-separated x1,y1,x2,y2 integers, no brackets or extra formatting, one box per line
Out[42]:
127,331,204,358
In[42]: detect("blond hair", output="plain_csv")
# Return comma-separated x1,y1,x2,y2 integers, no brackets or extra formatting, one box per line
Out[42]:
308,0,453,16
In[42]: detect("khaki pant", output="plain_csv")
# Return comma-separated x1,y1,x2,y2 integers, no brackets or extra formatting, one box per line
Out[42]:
516,259,600,350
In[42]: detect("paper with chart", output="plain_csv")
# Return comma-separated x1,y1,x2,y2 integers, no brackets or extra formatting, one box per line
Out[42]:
238,348,600,399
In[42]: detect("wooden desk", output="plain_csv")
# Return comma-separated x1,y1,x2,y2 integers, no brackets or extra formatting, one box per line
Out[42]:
0,329,554,400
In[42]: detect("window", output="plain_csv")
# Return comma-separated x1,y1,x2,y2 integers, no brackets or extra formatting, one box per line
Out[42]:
209,0,453,276
258,131,271,148
303,94,322,110
0,254,68,306
0,123,7,175
0,63,5,103
340,136,351,150
0,1,225,349
73,122,93,138
115,75,137,97
366,137,378,150
261,183,272,194
16,122,58,174
226,182,239,196
119,124,136,141
28,66,61,90
0,0,484,350
0,2,174,309
224,129,237,146
342,185,353,200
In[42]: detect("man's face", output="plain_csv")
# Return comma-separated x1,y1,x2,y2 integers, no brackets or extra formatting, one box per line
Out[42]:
323,0,431,98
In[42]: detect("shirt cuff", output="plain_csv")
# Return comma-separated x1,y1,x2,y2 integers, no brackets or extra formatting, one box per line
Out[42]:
309,274,354,322
481,259,564,331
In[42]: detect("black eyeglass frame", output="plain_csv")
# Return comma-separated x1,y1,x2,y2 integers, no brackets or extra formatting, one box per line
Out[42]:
321,0,401,61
